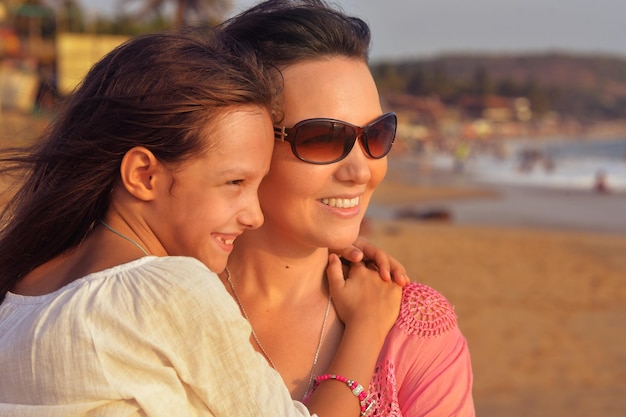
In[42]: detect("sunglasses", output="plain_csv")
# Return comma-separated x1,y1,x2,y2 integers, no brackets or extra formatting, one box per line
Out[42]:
274,112,397,164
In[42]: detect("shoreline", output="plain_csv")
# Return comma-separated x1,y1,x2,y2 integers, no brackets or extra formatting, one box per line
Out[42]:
371,153,626,235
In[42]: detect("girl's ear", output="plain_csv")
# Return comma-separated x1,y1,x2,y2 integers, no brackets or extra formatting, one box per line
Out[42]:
119,147,162,201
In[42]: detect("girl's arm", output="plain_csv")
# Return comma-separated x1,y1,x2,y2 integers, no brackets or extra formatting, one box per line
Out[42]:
305,254,402,416
152,257,400,417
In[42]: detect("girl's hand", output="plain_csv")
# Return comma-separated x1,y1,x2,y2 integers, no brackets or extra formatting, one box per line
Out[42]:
326,254,402,338
332,236,410,287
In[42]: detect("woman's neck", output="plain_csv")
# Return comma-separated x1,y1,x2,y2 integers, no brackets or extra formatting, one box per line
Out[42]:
223,230,344,401
226,234,330,303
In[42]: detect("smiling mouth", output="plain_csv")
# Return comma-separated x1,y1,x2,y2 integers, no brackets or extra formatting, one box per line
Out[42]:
216,236,236,245
320,197,360,208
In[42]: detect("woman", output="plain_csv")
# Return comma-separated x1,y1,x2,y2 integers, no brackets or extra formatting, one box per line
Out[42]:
218,1,475,416
0,29,401,416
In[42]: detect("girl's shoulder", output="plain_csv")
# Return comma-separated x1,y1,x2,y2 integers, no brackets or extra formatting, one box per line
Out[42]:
2,256,209,306
92,256,223,307
396,282,458,337
93,255,213,288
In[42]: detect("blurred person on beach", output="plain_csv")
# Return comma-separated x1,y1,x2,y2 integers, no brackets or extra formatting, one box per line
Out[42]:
218,1,475,416
594,169,609,193
453,140,471,173
0,29,402,417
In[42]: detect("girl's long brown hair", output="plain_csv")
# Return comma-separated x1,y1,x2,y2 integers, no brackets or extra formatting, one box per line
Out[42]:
0,28,279,302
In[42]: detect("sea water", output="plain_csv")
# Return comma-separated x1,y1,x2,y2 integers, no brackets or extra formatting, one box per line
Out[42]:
376,137,626,234
447,137,626,193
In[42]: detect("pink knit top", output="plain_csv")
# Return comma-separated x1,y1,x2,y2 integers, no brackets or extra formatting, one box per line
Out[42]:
367,282,475,416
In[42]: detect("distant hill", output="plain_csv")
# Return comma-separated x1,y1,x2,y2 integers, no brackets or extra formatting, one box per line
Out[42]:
371,52,626,121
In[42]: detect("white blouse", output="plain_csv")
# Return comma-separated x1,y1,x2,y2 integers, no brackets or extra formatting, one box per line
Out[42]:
0,256,312,417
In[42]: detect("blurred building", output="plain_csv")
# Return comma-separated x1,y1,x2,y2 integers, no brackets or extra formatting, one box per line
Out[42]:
56,33,128,95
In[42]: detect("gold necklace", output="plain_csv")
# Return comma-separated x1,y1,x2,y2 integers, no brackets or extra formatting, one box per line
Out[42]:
225,267,331,400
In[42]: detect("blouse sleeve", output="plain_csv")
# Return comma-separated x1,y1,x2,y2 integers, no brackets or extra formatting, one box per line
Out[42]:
397,327,474,416
90,256,313,417
389,283,475,417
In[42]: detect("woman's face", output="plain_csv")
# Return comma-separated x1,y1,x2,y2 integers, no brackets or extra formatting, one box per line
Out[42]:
154,106,274,272
258,57,388,250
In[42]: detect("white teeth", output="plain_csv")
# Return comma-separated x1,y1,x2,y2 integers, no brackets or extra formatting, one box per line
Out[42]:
321,197,360,208
218,237,235,245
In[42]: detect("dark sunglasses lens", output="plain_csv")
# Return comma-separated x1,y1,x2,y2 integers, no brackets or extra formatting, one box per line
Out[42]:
295,122,355,163
365,115,397,158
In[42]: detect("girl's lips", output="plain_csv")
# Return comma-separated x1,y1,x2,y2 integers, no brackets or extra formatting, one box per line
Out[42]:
216,236,236,245
213,234,240,250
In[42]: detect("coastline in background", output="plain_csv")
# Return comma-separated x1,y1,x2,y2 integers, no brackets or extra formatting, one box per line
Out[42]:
370,136,626,235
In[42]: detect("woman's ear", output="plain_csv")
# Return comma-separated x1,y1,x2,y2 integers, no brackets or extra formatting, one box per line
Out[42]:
119,147,162,201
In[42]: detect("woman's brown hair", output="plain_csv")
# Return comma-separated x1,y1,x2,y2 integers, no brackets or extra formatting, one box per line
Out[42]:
217,0,371,67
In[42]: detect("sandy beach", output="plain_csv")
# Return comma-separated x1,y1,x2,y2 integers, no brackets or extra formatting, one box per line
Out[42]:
368,157,626,417
2,112,625,416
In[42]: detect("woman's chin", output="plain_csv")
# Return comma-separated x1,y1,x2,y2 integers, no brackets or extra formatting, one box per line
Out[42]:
326,230,361,250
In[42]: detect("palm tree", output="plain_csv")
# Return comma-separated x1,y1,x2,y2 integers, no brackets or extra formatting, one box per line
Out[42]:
121,0,233,26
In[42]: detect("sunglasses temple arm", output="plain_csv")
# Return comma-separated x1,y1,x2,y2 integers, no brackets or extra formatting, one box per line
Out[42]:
274,126,288,142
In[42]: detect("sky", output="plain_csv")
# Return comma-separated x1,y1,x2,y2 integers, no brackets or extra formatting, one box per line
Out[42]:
82,0,626,63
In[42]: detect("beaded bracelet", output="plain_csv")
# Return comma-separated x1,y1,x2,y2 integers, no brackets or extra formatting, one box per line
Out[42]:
303,373,376,417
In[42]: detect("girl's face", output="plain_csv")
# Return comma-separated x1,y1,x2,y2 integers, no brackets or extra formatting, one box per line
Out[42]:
258,58,388,250
154,106,274,272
